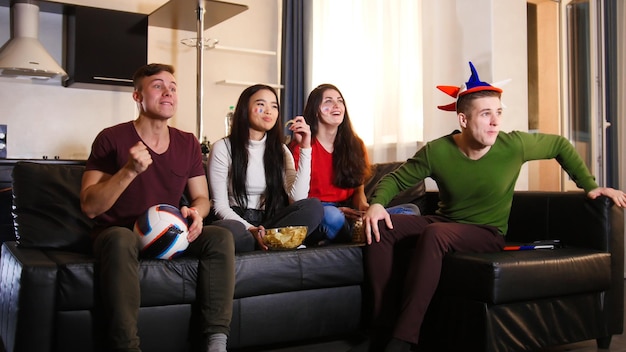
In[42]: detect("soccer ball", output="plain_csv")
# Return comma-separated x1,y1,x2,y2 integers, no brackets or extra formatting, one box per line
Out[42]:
134,204,189,260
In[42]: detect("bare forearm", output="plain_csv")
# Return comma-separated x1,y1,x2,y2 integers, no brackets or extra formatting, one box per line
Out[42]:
80,168,138,218
352,185,369,211
187,197,211,218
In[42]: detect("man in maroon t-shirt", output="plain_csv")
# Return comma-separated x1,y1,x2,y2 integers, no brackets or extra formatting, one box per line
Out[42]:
80,63,234,352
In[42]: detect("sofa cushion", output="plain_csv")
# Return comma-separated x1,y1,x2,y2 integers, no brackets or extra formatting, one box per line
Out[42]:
235,244,363,298
12,162,93,253
51,243,363,311
0,187,15,243
364,162,426,210
438,247,611,304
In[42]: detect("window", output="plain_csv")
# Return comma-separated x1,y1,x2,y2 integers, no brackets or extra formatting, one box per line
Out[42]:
308,0,423,162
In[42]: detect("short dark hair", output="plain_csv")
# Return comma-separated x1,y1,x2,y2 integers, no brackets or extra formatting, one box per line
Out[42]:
132,63,175,91
456,90,501,115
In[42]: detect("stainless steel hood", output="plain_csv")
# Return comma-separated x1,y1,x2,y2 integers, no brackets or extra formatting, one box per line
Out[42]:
0,0,67,80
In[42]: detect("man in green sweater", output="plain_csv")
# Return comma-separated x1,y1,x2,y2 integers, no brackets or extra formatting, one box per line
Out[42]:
357,62,626,352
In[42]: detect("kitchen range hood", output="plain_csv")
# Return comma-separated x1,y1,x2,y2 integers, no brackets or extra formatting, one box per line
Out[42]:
0,0,67,80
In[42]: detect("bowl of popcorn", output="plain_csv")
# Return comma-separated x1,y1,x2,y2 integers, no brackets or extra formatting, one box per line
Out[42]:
262,226,307,250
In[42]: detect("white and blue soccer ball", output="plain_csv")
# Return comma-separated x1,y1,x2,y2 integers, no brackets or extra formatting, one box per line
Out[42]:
134,204,189,260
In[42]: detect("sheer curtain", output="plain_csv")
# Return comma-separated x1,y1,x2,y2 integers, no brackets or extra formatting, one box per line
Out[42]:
307,1,423,163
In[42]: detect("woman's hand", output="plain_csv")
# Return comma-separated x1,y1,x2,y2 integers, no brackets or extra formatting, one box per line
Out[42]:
249,225,269,251
286,116,311,148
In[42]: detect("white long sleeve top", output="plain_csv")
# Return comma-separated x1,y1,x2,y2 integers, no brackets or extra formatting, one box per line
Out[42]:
208,136,312,230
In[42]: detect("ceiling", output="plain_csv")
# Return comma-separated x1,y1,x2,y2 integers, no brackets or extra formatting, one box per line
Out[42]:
41,0,169,14
0,0,169,14
0,0,248,30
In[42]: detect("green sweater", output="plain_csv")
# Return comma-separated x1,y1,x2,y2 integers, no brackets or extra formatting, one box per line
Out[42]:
370,131,598,235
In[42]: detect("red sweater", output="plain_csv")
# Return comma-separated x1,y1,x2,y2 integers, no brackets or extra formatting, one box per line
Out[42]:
291,139,354,203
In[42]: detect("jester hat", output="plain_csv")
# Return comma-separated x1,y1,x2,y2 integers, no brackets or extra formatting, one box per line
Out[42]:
437,61,503,112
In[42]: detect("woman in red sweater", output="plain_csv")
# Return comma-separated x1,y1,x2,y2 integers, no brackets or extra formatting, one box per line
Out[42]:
290,84,418,245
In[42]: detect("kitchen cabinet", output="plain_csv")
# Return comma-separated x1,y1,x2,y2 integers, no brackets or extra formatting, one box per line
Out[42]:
64,6,148,89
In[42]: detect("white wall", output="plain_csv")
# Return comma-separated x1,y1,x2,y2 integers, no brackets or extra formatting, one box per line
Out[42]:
421,0,529,190
0,0,279,159
1,0,527,170
148,0,281,145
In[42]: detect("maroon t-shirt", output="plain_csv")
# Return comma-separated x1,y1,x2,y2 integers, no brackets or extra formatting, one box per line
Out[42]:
85,121,204,229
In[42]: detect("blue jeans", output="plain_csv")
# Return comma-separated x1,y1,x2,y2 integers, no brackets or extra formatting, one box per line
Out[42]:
320,204,347,240
320,202,420,241
387,203,421,216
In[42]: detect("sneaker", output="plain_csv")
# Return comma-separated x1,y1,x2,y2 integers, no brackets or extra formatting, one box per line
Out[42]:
347,334,389,352
384,338,412,352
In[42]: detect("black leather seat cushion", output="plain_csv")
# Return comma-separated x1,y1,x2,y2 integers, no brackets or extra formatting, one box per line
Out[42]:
52,244,363,310
438,247,611,304
234,244,363,297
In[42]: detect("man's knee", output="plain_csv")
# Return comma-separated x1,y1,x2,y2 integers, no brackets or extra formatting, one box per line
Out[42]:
95,227,140,257
199,225,235,252
419,223,456,253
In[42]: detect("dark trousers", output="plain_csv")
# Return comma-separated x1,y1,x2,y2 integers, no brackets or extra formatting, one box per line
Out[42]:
364,214,505,344
213,198,324,252
93,225,235,352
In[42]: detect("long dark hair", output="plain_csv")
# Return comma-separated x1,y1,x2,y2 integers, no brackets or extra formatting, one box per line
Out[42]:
229,84,288,221
302,84,370,188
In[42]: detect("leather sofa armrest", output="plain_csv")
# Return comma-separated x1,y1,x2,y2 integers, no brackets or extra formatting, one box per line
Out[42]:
417,190,624,336
422,191,622,255
0,242,57,352
507,191,622,252
507,191,624,332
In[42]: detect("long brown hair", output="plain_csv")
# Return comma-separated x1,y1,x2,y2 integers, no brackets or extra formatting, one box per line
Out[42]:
302,84,370,188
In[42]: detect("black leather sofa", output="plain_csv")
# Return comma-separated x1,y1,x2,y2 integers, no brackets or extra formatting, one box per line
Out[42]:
0,161,367,352
418,191,624,351
0,160,623,352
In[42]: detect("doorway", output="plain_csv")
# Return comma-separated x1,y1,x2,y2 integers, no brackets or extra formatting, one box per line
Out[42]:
527,0,620,191
527,0,561,191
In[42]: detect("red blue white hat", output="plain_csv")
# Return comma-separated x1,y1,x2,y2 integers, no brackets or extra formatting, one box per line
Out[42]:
437,61,503,112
